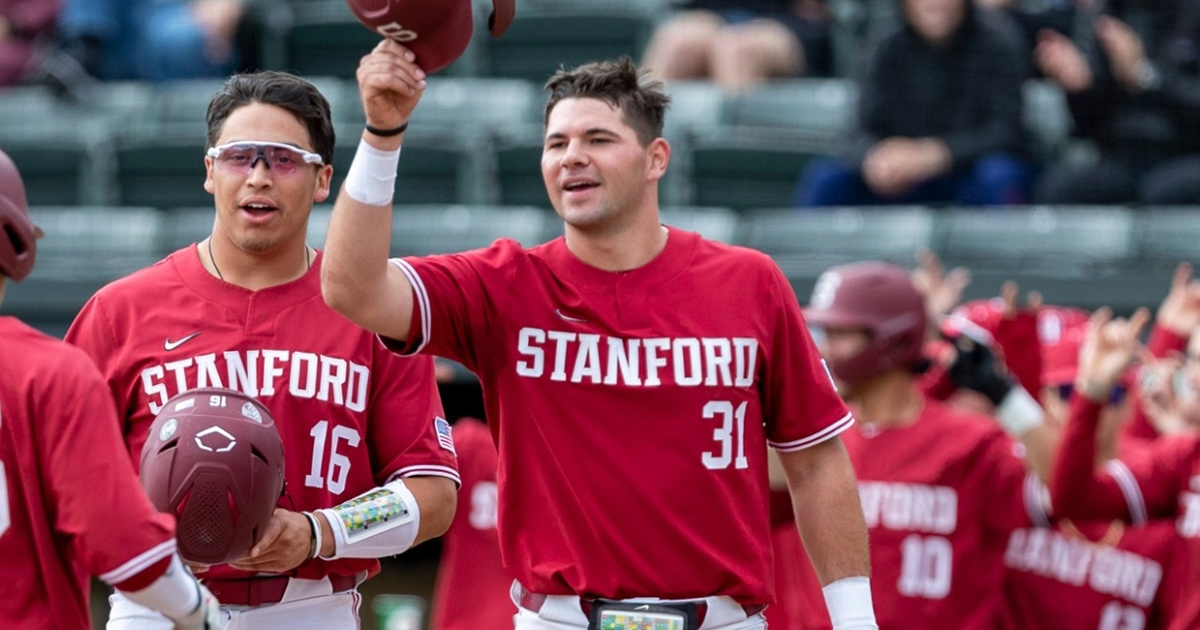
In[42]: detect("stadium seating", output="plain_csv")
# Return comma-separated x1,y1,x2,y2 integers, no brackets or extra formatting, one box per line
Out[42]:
389,204,550,256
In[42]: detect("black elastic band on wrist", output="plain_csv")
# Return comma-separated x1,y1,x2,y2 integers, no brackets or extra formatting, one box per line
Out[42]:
365,121,408,137
302,512,320,561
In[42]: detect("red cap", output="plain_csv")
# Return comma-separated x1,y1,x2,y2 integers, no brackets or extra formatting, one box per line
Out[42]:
345,0,516,73
1037,306,1091,386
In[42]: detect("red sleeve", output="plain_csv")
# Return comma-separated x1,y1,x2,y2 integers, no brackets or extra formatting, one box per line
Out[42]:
763,264,854,450
41,349,176,587
64,294,136,450
1146,325,1188,358
388,243,516,371
992,312,1042,396
1050,395,1191,523
368,348,459,486
983,433,1037,536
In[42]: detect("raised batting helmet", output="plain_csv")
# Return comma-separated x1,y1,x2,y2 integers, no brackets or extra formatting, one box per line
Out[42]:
804,261,927,383
0,149,40,282
140,388,285,565
345,0,516,73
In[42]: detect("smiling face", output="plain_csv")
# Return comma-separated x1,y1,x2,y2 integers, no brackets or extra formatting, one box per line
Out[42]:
540,97,668,233
203,102,332,257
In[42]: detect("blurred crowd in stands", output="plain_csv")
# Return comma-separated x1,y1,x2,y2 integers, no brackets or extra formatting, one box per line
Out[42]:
0,0,1195,208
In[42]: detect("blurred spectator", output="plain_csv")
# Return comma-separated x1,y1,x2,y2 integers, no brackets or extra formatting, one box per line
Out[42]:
55,0,244,81
642,0,832,92
795,0,1033,207
0,0,59,85
1035,0,1200,204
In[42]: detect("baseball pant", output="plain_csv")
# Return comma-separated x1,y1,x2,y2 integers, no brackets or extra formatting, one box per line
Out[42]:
107,577,363,630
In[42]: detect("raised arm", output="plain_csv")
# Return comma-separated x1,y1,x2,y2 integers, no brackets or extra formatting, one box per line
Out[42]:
1050,307,1151,521
321,39,427,342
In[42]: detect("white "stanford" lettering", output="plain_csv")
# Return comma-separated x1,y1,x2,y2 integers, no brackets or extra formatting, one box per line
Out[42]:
140,350,369,414
514,328,758,387
1005,528,1162,607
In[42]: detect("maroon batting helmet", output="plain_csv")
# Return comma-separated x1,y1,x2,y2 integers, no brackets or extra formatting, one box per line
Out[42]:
804,261,928,383
0,149,41,282
345,0,516,73
140,388,285,565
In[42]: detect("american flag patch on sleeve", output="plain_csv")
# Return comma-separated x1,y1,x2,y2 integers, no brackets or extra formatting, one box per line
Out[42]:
434,417,456,454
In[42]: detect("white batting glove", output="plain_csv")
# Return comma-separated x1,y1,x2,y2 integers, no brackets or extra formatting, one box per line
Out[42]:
170,582,221,630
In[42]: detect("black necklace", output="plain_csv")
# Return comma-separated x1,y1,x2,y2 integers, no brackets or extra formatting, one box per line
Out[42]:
207,238,310,282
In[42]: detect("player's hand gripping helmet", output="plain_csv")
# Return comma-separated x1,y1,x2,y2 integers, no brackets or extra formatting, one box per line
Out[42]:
0,149,40,282
140,388,285,565
804,261,928,384
345,0,516,73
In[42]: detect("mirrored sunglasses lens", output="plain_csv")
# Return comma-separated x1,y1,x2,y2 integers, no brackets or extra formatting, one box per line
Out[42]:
262,146,304,173
217,144,259,172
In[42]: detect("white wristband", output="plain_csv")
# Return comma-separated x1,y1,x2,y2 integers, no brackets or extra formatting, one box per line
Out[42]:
344,139,400,206
995,385,1045,437
822,577,878,630
317,478,420,559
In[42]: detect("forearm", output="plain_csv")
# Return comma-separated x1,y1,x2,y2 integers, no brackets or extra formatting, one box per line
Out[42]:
782,440,870,584
321,132,415,341
314,475,456,558
1049,395,1131,520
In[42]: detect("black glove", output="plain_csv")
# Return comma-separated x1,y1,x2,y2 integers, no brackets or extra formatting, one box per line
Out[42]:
946,331,1015,406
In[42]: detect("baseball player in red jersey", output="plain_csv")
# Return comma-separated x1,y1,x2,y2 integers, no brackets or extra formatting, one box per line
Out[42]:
793,261,1045,630
987,304,1176,630
1051,306,1200,630
64,71,459,629
323,45,877,630
0,149,220,629
429,417,515,630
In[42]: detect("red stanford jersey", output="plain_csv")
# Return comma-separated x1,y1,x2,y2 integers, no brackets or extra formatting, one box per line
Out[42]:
1002,519,1175,630
838,397,1027,630
0,316,176,630
65,247,458,582
390,228,852,603
430,418,514,630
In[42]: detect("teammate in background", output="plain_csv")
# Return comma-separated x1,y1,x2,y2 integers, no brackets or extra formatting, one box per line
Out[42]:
64,70,459,628
997,305,1175,630
0,149,220,630
791,261,1045,630
429,416,514,630
324,46,876,630
1050,307,1200,630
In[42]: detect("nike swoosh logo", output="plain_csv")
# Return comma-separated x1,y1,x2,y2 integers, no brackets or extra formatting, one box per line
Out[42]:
555,308,588,323
635,605,650,611
164,331,202,351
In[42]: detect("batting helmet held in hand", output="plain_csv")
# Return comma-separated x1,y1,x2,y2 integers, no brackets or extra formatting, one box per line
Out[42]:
0,149,40,282
804,261,928,384
345,0,516,73
140,388,285,565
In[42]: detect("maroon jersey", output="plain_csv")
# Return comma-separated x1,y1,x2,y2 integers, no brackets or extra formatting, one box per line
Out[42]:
819,396,1027,630
1053,397,1200,630
1002,518,1174,630
389,228,852,603
430,418,514,630
65,246,459,582
0,316,176,629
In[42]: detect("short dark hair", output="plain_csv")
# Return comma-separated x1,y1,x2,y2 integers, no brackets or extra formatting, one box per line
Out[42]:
543,56,671,146
206,71,336,166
